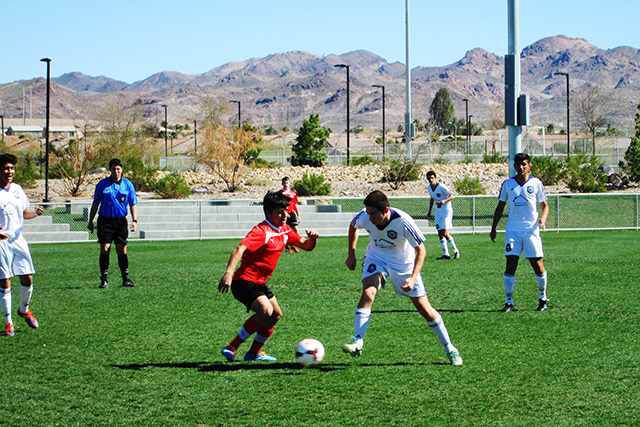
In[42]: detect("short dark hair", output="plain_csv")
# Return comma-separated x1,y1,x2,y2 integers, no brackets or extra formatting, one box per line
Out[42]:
363,190,389,212
514,153,530,164
282,176,290,183
263,190,291,214
109,158,123,169
426,170,437,179
0,153,17,167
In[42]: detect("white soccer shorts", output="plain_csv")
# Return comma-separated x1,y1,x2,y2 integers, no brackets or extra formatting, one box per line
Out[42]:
0,236,36,279
361,253,427,298
434,209,453,231
504,228,544,258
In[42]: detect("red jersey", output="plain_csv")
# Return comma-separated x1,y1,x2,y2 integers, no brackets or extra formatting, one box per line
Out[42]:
281,189,299,213
233,220,302,284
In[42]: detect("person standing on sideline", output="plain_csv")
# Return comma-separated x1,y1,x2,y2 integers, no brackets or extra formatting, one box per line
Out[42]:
343,190,462,365
0,154,42,336
490,153,550,312
219,191,319,362
88,158,138,289
426,171,460,260
280,176,301,253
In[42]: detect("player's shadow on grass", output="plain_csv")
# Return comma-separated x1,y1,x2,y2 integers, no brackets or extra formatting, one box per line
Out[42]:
110,361,349,372
374,308,493,314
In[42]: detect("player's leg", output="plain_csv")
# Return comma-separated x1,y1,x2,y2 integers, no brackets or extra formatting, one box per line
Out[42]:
17,275,38,329
115,219,135,287
502,255,519,311
99,242,111,288
443,229,460,259
524,230,548,311
12,238,38,329
0,278,13,336
436,228,450,259
344,273,382,357
245,295,282,359
411,295,462,365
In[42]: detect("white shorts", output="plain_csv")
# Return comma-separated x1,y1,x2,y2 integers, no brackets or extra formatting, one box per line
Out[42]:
434,209,453,231
504,228,544,258
0,236,35,279
361,253,426,298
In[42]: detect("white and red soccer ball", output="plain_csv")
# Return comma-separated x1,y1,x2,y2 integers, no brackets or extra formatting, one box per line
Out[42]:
295,338,325,366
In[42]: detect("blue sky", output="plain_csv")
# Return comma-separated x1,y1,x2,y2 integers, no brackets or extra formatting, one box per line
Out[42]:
3,0,639,84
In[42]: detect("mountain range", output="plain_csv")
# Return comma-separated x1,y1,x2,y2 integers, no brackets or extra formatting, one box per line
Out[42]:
1,35,639,131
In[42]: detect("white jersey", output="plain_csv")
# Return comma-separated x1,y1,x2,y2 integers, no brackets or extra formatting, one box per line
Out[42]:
0,183,29,241
351,208,425,270
498,176,547,232
428,182,453,217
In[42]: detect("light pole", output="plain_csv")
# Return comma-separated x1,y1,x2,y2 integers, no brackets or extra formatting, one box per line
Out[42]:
462,98,469,142
0,115,4,145
161,104,168,157
468,115,474,154
40,58,51,203
193,119,197,155
372,84,386,159
334,64,350,165
554,72,570,157
230,100,241,129
449,121,457,140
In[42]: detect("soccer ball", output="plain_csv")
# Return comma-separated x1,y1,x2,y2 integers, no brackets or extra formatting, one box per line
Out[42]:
295,338,325,366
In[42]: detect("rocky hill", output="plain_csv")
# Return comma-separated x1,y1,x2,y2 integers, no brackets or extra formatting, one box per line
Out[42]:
1,35,639,131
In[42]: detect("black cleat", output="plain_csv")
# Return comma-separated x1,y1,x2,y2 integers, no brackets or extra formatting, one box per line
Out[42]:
99,278,109,289
436,255,451,260
122,276,136,287
500,303,514,312
536,299,548,311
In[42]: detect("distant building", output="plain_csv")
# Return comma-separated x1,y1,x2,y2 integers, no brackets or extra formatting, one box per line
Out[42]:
6,125,78,139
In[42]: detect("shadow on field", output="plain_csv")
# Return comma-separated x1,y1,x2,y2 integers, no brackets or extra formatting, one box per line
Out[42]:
374,308,494,314
110,361,349,372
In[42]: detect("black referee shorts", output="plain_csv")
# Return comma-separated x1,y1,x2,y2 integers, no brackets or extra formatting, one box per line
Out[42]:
286,211,299,226
231,279,274,312
97,216,129,245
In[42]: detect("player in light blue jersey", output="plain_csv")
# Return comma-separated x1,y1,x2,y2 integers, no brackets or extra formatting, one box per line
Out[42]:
343,190,462,365
490,153,550,312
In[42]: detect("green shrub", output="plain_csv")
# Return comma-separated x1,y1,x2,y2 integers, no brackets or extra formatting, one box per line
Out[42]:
382,158,422,190
349,156,378,166
125,158,159,192
530,156,565,186
454,176,486,195
245,177,274,186
482,153,507,163
564,154,607,193
433,156,449,164
154,174,192,199
458,155,474,164
293,173,331,196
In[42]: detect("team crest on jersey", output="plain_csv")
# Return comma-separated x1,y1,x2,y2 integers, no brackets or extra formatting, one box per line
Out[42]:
367,264,377,273
506,243,513,252
13,191,20,199
526,186,535,194
436,192,442,198
120,195,126,202
387,230,397,239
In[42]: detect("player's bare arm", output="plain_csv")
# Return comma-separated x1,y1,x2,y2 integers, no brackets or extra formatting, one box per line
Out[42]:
218,244,247,293
345,225,359,271
130,205,138,232
23,205,44,220
427,198,434,217
490,201,507,242
438,194,454,208
294,229,319,251
87,202,99,233
401,243,426,292
539,200,549,231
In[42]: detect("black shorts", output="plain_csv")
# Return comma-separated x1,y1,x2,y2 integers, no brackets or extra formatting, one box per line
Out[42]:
97,216,129,245
286,211,299,226
231,279,274,312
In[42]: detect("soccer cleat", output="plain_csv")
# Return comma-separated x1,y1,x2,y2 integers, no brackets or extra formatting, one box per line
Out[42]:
453,251,461,259
292,246,300,253
243,351,277,362
436,255,451,260
17,308,39,329
99,277,109,289
4,323,14,337
285,247,292,253
343,337,363,357
536,299,549,311
221,344,237,362
122,276,136,287
447,349,463,366
500,303,514,312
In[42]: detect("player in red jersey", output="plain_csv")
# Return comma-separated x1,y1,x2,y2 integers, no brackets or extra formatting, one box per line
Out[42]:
280,176,301,253
218,190,319,362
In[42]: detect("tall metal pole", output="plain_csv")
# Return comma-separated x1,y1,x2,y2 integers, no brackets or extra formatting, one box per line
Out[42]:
193,119,197,155
372,85,386,159
230,100,241,129
161,104,168,157
334,64,350,165
554,72,570,157
405,0,413,157
40,58,51,202
0,115,4,145
507,0,522,176
462,98,469,142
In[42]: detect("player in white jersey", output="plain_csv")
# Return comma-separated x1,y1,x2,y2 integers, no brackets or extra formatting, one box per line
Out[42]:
426,171,460,260
0,154,43,336
343,190,462,365
490,153,550,312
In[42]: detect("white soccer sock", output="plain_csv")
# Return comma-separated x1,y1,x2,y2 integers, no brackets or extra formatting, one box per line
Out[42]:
439,239,450,256
504,274,515,305
447,238,459,254
536,271,548,301
1,288,12,324
428,316,454,352
354,308,371,343
19,284,33,314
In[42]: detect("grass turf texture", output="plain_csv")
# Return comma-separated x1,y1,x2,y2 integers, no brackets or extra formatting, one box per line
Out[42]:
1,231,639,425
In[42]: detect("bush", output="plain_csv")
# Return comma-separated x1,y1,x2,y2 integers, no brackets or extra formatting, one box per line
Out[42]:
382,158,422,190
125,158,159,192
530,156,565,186
564,154,607,193
454,176,486,195
349,156,379,166
154,174,192,199
293,173,331,196
458,155,474,164
482,153,507,163
433,157,449,164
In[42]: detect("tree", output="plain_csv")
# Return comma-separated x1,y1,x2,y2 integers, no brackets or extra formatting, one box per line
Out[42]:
52,122,100,197
624,103,640,183
290,113,327,167
429,88,455,130
575,84,618,155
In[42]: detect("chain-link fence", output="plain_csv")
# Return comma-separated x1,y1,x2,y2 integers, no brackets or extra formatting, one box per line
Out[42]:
24,194,639,244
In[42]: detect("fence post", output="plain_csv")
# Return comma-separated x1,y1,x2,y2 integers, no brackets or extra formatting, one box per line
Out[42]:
556,195,560,232
472,195,476,234
637,194,639,230
199,200,203,240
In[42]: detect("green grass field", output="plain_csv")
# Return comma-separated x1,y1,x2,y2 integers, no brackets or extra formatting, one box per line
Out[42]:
1,231,639,426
